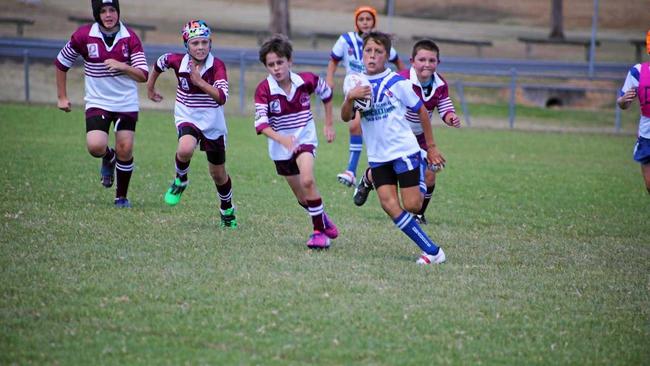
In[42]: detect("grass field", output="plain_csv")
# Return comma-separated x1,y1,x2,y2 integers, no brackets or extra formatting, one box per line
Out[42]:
1,103,648,364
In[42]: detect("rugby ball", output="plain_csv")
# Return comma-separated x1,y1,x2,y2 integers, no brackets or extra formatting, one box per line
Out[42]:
343,73,373,112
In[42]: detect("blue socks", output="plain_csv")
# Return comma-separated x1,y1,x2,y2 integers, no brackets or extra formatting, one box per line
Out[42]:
346,135,363,176
393,211,440,255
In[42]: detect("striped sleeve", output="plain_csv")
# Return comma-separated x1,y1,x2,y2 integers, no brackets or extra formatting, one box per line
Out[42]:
254,82,270,134
436,84,455,119
155,53,171,73
55,38,80,71
211,59,229,104
314,74,333,103
129,36,149,78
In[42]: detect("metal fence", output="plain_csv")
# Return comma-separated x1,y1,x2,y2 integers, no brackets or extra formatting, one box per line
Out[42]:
0,37,631,131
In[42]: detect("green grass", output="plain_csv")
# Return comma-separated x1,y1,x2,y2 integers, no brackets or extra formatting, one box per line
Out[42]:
1,103,648,365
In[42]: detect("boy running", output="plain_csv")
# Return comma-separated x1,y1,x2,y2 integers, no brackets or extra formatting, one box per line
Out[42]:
342,31,447,264
354,39,461,225
326,5,406,187
55,0,148,208
147,20,237,227
254,35,339,248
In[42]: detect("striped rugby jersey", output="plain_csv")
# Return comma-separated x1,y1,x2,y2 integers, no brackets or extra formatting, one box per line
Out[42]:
359,68,422,164
155,53,229,140
398,68,456,135
254,72,332,161
55,22,148,113
331,32,399,75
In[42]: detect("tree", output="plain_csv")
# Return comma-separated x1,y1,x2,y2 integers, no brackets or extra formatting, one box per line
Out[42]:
549,0,564,39
269,0,290,36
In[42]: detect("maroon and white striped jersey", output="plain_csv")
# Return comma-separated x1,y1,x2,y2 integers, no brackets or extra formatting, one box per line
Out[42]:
154,53,229,140
254,72,332,160
398,68,455,135
55,22,148,113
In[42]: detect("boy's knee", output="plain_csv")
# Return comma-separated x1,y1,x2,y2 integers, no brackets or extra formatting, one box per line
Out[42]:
87,144,106,158
300,176,315,190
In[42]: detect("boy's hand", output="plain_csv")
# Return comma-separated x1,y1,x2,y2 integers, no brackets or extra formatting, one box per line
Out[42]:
188,61,204,86
444,112,461,128
347,85,371,101
104,59,127,72
426,146,445,167
57,97,71,112
323,124,335,143
620,87,637,103
278,135,297,152
148,88,163,102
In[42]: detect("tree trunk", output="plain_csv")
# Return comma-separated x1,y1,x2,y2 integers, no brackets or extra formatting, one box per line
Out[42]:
269,0,290,36
549,0,564,40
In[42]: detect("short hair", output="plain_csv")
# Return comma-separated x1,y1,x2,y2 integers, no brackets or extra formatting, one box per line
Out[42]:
259,34,293,65
411,39,440,60
362,31,392,53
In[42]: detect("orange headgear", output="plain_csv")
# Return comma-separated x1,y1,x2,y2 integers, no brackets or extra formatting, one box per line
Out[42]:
646,29,650,54
354,6,378,32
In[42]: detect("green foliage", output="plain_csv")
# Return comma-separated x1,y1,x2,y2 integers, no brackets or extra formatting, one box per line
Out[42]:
0,103,648,364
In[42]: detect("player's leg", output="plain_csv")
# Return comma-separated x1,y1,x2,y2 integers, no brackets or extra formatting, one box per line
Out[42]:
337,112,363,187
164,127,198,206
206,138,236,228
634,137,650,194
295,150,337,245
85,110,115,188
642,163,650,194
415,169,436,225
373,163,445,264
113,129,134,208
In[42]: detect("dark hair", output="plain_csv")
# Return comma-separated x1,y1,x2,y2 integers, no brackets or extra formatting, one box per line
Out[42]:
362,31,392,53
411,39,440,60
259,34,293,64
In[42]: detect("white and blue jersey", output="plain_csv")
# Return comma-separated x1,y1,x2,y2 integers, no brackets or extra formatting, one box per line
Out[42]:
360,68,423,164
331,32,399,75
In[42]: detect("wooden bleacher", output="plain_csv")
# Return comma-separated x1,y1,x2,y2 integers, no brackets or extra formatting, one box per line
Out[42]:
517,36,600,61
0,17,34,37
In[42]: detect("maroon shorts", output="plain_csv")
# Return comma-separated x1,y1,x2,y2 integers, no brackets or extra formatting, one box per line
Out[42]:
177,122,226,165
273,144,315,176
85,108,138,133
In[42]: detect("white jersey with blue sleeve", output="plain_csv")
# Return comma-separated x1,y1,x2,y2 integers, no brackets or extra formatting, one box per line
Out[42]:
620,64,650,138
360,69,422,163
331,32,399,75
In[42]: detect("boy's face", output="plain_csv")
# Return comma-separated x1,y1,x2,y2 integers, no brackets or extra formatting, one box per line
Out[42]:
264,52,292,84
411,48,439,81
363,39,387,75
99,6,119,29
356,12,375,33
188,38,211,62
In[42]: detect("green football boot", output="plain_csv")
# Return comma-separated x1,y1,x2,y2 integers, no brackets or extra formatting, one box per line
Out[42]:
164,178,187,206
220,207,237,228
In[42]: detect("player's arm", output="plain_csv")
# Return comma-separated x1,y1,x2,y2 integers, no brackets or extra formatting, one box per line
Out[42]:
55,67,71,112
326,59,339,89
322,98,335,143
189,61,228,105
260,127,296,152
104,59,147,82
146,68,164,102
418,105,445,166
